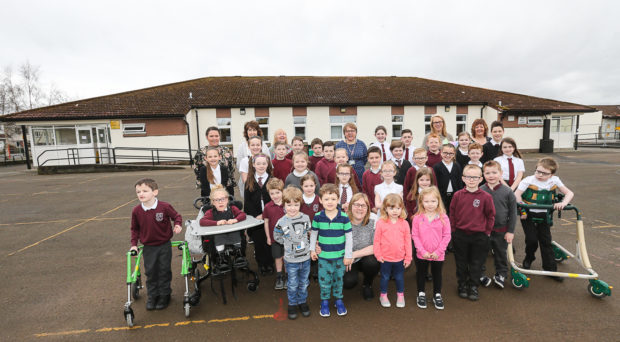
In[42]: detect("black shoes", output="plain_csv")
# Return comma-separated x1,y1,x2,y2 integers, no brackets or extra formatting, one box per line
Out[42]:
146,296,157,310
298,303,311,317
155,295,170,310
288,305,298,320
458,285,468,299
468,286,479,301
522,257,534,270
362,285,374,301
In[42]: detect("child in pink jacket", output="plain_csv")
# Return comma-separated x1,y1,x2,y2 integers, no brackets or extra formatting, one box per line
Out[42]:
411,186,451,310
374,194,412,308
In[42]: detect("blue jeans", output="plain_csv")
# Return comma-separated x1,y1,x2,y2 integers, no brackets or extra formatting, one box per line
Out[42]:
380,261,405,294
285,259,311,305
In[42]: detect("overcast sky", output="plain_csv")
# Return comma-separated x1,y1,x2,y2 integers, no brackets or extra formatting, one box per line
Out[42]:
2,0,619,105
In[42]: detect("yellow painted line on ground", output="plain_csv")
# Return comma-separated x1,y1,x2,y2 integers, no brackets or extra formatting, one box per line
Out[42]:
174,321,192,326
143,323,170,329
34,329,91,337
591,220,620,229
208,316,250,323
253,314,274,319
1,212,196,227
7,198,136,256
96,326,142,332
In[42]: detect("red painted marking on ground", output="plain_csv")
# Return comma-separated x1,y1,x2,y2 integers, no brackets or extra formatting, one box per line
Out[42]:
272,297,287,321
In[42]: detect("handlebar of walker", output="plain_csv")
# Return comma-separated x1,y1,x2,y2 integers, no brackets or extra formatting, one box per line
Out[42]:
517,203,581,220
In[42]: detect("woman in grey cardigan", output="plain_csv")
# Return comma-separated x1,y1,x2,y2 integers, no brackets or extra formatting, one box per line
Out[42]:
342,193,381,301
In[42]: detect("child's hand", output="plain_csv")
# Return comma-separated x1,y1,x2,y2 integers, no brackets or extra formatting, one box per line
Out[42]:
216,220,227,226
429,252,438,260
256,214,263,220
504,232,514,244
266,237,272,245
554,202,568,210
173,225,182,234
315,245,322,254
422,252,431,259
343,258,353,267
404,260,411,268
226,219,238,224
311,251,318,261
378,258,384,263
130,246,138,252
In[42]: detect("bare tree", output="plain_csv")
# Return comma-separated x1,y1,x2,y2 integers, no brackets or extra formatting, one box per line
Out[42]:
20,61,42,110
47,82,67,106
2,66,24,113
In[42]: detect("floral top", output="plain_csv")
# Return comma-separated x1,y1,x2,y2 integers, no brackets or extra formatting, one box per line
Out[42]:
193,145,236,187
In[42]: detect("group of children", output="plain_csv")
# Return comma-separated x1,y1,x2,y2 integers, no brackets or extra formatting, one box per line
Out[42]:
130,121,574,318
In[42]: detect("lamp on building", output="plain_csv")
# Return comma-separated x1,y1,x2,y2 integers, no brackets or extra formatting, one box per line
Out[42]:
445,105,450,112
340,107,346,113
240,108,246,115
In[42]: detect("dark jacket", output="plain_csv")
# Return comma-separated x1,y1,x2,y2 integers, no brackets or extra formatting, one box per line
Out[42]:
243,175,272,217
394,159,412,186
199,164,233,198
433,161,464,198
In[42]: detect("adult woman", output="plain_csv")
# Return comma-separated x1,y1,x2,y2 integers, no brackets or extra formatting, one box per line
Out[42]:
193,126,236,188
342,193,380,300
470,118,491,146
268,128,292,159
335,123,367,183
421,115,454,147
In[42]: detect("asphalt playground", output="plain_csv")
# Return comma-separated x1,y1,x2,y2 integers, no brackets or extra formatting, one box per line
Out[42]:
1,149,619,341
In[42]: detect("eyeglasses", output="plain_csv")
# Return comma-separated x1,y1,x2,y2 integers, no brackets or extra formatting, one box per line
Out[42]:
352,203,368,209
212,197,228,203
344,130,357,133
337,172,351,176
535,169,552,176
381,169,395,173
441,152,455,156
463,176,481,180
414,157,427,160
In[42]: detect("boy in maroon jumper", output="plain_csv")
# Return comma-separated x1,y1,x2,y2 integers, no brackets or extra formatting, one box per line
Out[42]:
449,165,495,301
308,138,324,172
272,141,293,181
362,146,383,214
130,178,182,311
426,133,443,168
315,141,336,185
263,178,287,289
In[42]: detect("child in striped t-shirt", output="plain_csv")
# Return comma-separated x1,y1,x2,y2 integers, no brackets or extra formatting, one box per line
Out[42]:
310,183,353,318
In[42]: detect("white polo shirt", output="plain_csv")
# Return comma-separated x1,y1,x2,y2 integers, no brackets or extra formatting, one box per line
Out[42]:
494,155,525,182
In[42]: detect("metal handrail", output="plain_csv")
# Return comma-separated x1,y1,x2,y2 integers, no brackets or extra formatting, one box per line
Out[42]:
36,147,199,167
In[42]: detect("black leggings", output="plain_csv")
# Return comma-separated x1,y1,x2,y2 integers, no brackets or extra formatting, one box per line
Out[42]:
343,255,381,289
247,224,273,268
414,256,443,295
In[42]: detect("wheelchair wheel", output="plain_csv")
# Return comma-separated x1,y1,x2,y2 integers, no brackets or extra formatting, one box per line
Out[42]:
247,282,258,292
511,277,524,289
131,276,141,300
588,283,607,299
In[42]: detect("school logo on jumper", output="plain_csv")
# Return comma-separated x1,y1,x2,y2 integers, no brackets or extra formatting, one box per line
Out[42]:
155,212,164,222
313,204,319,212
473,199,480,208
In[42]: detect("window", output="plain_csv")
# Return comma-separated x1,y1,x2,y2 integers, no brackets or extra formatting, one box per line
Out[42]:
456,114,467,135
33,127,54,146
330,115,356,140
527,117,544,126
217,118,232,144
122,123,145,134
78,129,92,144
293,116,306,140
54,127,77,145
424,114,432,134
551,116,573,133
256,117,269,140
392,115,403,138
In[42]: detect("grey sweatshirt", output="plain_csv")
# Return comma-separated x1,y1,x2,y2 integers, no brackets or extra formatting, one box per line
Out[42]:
481,183,517,233
273,213,312,263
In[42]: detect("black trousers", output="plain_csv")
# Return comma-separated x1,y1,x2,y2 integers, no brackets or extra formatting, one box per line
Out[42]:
343,255,381,289
488,230,509,277
143,241,172,298
247,225,273,268
414,256,443,295
521,212,556,271
453,230,489,287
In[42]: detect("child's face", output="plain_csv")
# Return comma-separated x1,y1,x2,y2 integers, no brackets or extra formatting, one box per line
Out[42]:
421,193,439,213
501,143,515,157
462,168,483,189
469,148,482,162
293,156,308,172
418,175,431,189
534,165,554,182
381,164,396,182
269,189,283,204
483,166,502,185
211,191,229,211
413,152,427,167
386,205,402,219
323,146,335,160
249,139,262,155
337,167,352,184
401,133,412,147
312,144,323,156
319,193,339,212
274,145,288,159
441,147,455,163
392,147,404,159
368,152,382,168
285,201,301,217
458,135,470,148
205,149,220,167
253,156,268,174
334,150,348,165
375,129,387,143
427,138,440,152
135,184,158,204
491,127,504,142
301,180,316,196
292,140,304,152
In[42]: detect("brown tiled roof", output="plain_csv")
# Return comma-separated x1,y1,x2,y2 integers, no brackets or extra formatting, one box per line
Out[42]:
591,105,620,118
1,76,596,122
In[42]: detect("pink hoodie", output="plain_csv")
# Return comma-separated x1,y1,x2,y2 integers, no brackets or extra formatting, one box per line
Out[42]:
373,218,412,263
411,213,451,261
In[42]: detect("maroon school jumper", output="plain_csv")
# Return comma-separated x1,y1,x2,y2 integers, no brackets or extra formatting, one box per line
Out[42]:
362,169,383,211
402,166,438,205
309,155,323,172
448,188,495,235
131,201,182,246
262,200,286,242
300,195,323,221
426,150,442,168
272,158,293,181
315,158,336,185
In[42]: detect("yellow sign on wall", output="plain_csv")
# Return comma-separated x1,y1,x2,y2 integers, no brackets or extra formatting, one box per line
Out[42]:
110,120,120,129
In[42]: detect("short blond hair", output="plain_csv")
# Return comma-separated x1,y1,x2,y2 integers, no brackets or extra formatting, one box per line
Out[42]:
537,157,558,174
379,193,407,220
283,186,302,204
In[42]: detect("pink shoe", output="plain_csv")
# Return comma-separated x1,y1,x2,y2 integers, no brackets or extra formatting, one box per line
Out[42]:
396,292,405,308
380,293,391,307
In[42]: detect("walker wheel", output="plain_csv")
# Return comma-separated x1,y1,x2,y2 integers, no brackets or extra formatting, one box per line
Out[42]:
588,283,607,299
124,307,135,327
247,282,258,292
511,277,524,289
131,278,141,300
184,303,191,317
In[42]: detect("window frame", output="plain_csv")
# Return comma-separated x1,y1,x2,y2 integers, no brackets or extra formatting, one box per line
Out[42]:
456,114,468,135
527,116,544,126
329,115,357,140
293,116,307,141
392,114,403,138
216,117,232,145
122,123,146,135
424,114,432,134
256,117,269,141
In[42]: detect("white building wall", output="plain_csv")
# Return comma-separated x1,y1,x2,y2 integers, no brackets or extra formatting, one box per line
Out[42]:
305,106,330,143
231,107,254,152
269,107,294,143
578,111,602,136
356,106,390,145
404,106,425,148
504,127,543,150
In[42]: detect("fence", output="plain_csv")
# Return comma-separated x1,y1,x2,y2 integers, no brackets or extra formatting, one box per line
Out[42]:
35,147,196,167
574,132,620,148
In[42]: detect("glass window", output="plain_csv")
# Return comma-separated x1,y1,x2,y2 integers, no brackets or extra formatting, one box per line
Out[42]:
78,129,92,144
527,117,543,126
424,114,432,134
330,116,356,140
33,127,54,146
55,127,77,145
256,117,269,140
97,129,106,144
217,118,232,144
456,114,468,135
122,123,146,134
392,115,403,138
293,116,306,140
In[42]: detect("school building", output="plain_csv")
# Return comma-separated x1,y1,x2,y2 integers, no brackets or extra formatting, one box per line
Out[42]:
0,76,600,167
593,105,620,138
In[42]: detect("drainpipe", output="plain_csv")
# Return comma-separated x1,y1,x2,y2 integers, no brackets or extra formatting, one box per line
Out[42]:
574,114,580,151
183,118,193,165
21,125,31,169
480,104,486,119
195,109,200,148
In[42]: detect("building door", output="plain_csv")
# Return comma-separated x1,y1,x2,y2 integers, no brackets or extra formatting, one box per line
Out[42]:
76,126,95,164
551,116,574,148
